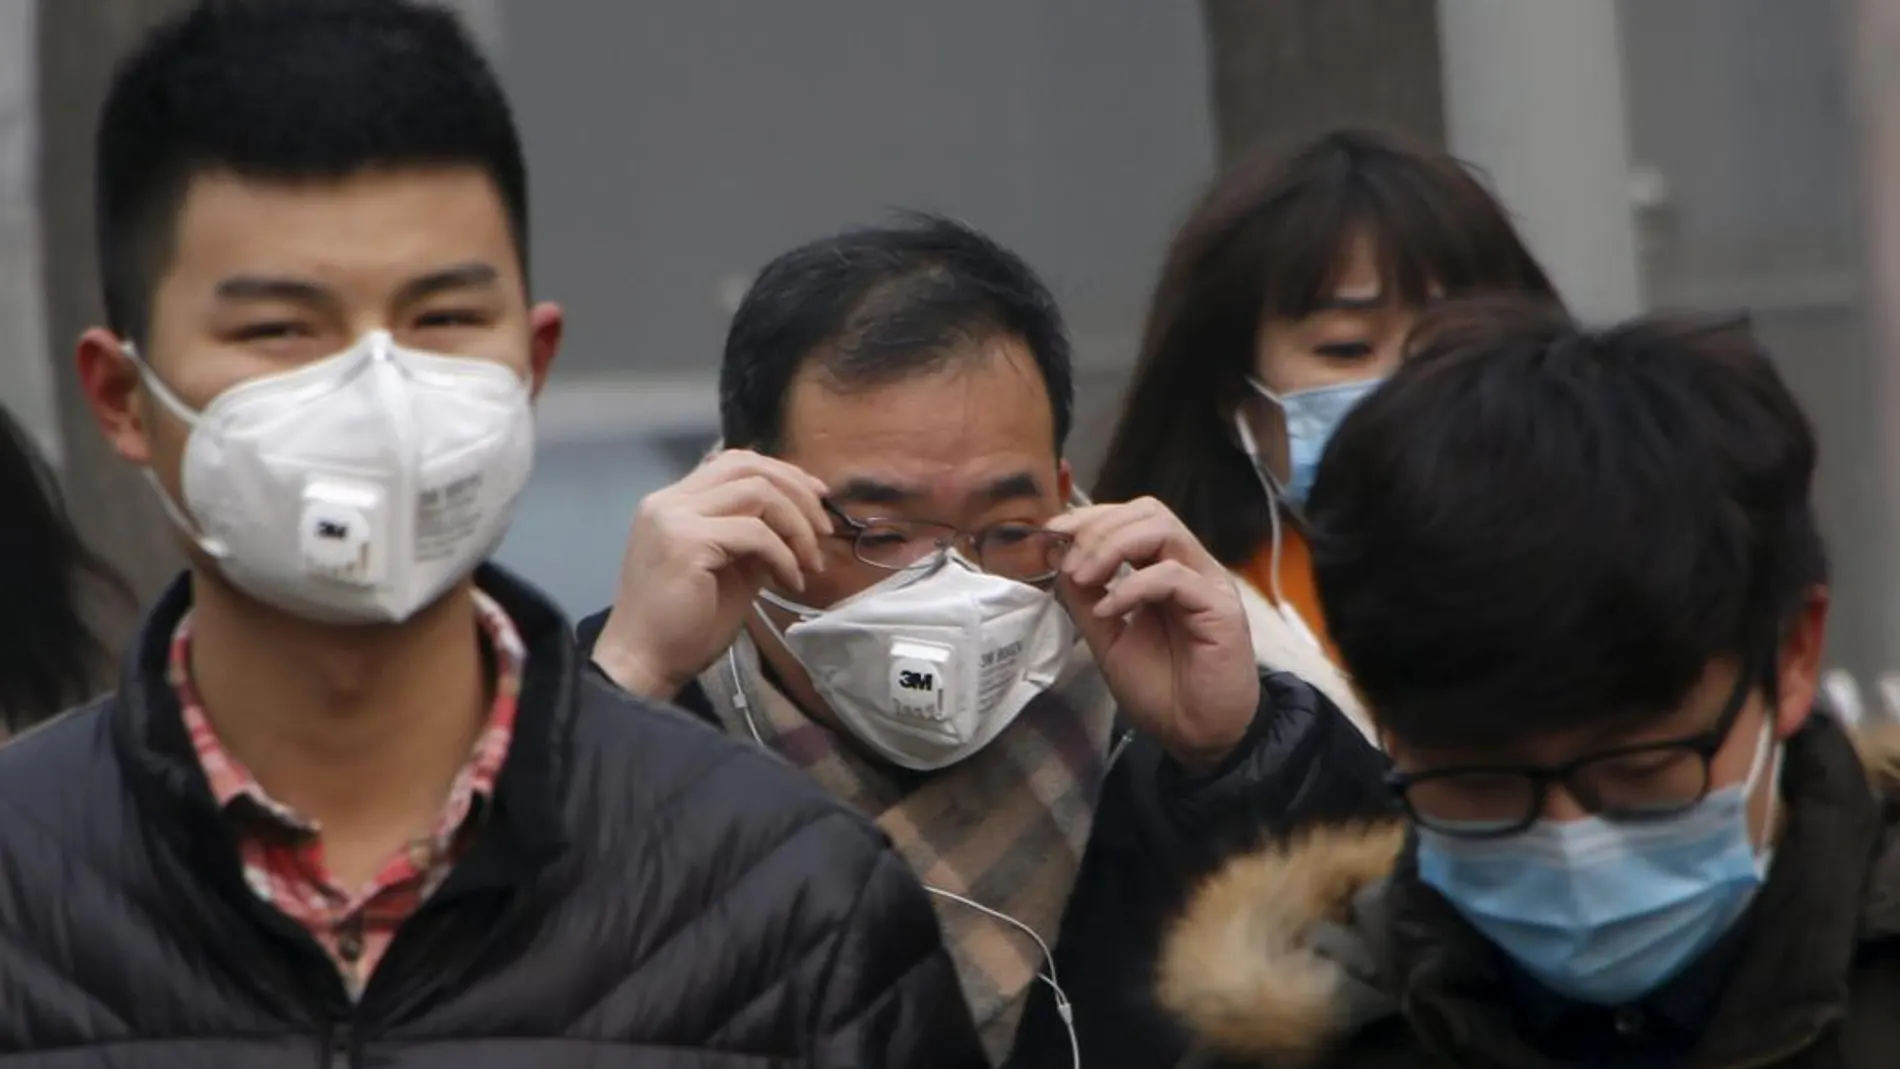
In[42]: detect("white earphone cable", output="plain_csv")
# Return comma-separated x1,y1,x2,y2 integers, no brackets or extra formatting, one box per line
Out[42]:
1234,413,1324,652
925,886,1080,1069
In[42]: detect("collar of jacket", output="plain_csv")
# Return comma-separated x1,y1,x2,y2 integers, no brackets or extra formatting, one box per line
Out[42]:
1159,712,1893,1068
111,563,574,902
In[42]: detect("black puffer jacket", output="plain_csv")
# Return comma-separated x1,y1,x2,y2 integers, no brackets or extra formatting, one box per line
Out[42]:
575,610,1396,1069
0,566,987,1068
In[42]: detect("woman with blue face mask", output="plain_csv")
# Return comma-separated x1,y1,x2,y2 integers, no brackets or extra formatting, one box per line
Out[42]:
1094,130,1562,739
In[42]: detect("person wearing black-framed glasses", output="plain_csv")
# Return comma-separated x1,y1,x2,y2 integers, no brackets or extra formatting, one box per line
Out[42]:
1387,638,1768,842
1154,301,1900,1069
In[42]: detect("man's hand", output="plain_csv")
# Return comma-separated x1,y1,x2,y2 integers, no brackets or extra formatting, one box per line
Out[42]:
1046,498,1260,773
592,450,832,699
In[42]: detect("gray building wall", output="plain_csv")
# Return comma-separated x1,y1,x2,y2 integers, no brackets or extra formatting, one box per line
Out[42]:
499,2,1211,415
1617,0,1886,681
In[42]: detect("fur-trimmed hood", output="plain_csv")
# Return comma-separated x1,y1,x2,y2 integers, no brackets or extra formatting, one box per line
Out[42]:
1157,721,1900,1067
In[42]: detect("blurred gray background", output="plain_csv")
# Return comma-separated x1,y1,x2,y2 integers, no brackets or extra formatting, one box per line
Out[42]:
5,0,1899,713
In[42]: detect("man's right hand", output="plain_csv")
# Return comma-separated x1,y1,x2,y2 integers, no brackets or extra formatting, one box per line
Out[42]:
591,449,833,699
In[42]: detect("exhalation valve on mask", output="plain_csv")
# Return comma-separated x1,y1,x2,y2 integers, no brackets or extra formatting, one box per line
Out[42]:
299,479,388,588
887,638,958,737
124,329,536,626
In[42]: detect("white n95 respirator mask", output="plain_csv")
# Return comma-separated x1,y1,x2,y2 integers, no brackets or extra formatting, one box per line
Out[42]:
127,330,534,625
757,555,1077,770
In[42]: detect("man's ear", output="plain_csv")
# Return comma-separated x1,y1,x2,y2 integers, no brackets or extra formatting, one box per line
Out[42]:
75,327,153,465
1773,585,1830,738
527,301,564,397
1057,458,1074,504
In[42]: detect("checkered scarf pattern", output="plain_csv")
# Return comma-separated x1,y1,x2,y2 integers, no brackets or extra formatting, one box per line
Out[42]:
699,633,1117,1061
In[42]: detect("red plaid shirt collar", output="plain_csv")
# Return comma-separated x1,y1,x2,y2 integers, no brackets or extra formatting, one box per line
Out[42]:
169,589,526,995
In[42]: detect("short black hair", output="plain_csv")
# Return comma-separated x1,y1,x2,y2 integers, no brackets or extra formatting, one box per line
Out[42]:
1307,299,1826,749
719,212,1073,454
1093,128,1562,564
0,408,132,731
96,0,528,344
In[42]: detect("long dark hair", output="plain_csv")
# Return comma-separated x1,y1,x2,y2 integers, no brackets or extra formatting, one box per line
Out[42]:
0,407,131,731
1092,129,1563,565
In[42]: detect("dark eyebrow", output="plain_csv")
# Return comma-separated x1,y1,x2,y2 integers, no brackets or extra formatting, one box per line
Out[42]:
975,471,1043,505
830,477,919,508
394,262,502,306
213,274,340,312
211,263,501,313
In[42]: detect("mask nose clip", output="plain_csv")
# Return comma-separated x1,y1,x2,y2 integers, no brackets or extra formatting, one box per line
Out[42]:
364,329,397,364
942,549,985,575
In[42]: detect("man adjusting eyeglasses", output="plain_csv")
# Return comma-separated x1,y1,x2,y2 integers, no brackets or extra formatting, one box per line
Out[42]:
580,214,1392,1069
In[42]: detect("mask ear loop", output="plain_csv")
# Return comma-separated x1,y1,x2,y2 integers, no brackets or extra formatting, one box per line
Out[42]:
1745,645,1787,873
120,340,232,560
748,596,808,667
1234,407,1322,654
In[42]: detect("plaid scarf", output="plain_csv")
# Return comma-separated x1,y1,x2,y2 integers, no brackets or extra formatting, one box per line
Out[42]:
699,632,1118,1061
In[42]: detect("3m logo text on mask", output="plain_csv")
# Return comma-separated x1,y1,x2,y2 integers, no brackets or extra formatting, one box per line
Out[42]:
889,644,952,729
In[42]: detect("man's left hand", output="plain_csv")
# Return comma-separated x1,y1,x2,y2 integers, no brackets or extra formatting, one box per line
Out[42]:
1046,498,1260,774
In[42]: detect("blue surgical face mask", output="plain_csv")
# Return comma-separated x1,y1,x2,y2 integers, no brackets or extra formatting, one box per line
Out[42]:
1415,719,1781,1006
1242,376,1386,505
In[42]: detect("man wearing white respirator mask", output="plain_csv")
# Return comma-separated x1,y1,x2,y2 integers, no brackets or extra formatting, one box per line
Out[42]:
0,4,985,1067
582,215,1394,1069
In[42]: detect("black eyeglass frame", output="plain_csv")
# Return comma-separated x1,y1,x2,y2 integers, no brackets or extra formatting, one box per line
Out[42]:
1385,650,1771,840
